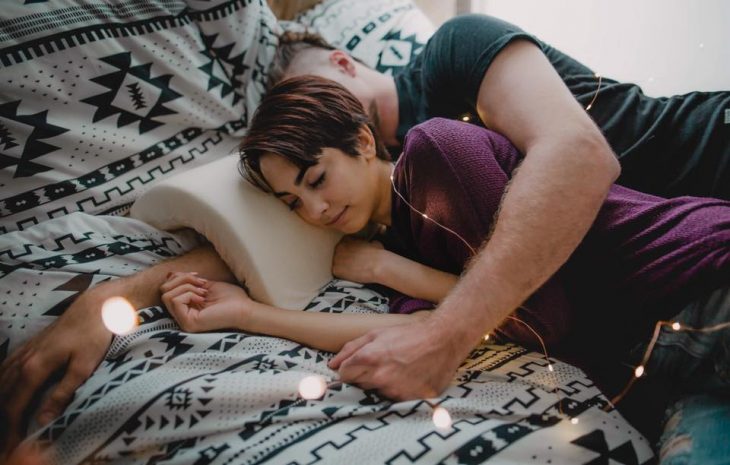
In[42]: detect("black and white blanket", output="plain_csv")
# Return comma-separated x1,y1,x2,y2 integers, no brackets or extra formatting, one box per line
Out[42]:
0,213,654,464
0,1,654,462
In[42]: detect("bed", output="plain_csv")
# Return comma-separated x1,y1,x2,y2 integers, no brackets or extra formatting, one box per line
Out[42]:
0,1,654,463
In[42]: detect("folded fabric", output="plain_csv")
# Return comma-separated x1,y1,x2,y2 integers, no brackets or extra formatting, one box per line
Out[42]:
130,154,342,310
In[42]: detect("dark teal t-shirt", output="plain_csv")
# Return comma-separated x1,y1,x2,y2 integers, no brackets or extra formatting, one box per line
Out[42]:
394,14,730,199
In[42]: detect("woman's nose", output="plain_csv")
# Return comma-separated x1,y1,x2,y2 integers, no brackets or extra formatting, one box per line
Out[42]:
303,195,329,222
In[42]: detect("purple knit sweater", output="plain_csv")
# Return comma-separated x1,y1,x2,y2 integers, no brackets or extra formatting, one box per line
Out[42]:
387,118,730,349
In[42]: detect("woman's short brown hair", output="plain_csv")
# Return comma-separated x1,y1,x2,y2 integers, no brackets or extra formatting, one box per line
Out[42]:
239,75,389,192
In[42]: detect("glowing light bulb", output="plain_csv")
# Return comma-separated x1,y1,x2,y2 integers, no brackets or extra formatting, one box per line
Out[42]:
101,297,138,335
570,417,579,425
548,364,554,372
461,115,470,122
432,406,452,429
483,334,490,342
298,375,327,400
634,365,645,378
671,322,681,331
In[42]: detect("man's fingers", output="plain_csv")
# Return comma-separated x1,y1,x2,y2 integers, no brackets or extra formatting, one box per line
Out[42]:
0,348,25,397
36,357,95,426
329,333,373,369
337,362,372,386
4,352,59,442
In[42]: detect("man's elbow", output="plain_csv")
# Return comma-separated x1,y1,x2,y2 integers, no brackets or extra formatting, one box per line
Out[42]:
584,132,621,185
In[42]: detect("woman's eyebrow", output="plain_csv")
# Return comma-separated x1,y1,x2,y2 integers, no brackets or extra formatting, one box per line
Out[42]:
274,167,309,197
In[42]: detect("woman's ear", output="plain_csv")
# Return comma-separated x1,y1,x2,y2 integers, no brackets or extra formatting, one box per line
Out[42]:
358,126,376,160
328,50,357,77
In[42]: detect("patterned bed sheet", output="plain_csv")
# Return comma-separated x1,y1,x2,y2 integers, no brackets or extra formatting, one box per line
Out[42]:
0,213,654,464
0,0,654,462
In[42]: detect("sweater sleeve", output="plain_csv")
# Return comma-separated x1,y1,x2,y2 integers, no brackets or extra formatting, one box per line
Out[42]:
389,118,573,348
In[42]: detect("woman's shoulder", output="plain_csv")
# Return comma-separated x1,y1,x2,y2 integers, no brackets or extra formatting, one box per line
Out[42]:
399,117,522,180
403,118,515,161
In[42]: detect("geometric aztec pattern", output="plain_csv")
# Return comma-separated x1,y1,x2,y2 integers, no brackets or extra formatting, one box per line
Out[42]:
295,0,434,76
0,213,655,464
0,1,658,463
0,0,280,233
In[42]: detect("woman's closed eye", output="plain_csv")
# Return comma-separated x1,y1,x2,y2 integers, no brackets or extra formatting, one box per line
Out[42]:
285,173,324,210
309,172,325,188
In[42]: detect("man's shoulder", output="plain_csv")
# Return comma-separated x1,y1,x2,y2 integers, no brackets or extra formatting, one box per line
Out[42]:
428,14,523,47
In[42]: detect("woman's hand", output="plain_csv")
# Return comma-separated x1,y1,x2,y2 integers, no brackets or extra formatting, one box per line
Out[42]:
332,237,386,284
160,273,253,332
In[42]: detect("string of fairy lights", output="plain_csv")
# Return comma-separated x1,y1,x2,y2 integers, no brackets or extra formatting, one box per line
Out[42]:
98,71,729,432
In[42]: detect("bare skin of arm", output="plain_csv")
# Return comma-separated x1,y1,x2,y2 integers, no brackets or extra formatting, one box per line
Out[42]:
0,243,233,457
330,40,620,400
332,237,458,304
161,273,431,354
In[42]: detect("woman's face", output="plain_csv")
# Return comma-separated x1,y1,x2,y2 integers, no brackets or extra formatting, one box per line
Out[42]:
259,146,380,234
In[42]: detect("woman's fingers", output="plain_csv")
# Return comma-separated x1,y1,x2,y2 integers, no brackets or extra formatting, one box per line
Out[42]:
159,272,207,294
161,283,207,310
167,292,206,331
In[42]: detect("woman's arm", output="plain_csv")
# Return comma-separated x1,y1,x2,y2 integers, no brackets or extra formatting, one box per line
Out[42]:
374,250,458,304
161,273,429,353
246,302,429,353
332,237,458,304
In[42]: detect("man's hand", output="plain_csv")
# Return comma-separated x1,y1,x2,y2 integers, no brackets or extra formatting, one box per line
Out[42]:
0,279,121,456
0,244,234,458
332,237,385,284
328,316,470,400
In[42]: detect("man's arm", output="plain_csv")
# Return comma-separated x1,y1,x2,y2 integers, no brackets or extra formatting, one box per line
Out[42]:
433,40,620,349
331,40,619,399
0,243,233,456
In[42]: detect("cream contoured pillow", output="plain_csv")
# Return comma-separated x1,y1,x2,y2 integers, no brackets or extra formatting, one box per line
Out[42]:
130,154,343,310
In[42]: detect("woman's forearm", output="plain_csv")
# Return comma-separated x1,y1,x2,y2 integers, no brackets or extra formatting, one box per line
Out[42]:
376,250,458,303
244,301,429,353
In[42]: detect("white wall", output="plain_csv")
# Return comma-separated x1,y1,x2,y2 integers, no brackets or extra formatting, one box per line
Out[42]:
415,0,456,27
474,0,730,96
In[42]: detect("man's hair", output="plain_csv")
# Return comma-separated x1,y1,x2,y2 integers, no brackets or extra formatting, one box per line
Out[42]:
267,30,336,88
239,75,389,192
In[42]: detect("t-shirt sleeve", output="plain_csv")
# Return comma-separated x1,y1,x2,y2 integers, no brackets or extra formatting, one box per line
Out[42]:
421,14,543,111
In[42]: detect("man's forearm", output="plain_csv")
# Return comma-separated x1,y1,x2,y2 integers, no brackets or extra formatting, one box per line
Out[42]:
122,244,235,309
431,139,618,351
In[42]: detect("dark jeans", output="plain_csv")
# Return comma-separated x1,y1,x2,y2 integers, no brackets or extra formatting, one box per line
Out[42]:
638,286,730,464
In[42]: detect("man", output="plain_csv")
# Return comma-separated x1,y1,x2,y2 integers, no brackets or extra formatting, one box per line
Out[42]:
1,13,727,453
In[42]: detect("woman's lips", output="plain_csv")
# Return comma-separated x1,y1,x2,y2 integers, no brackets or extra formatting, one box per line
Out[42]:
327,206,348,226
